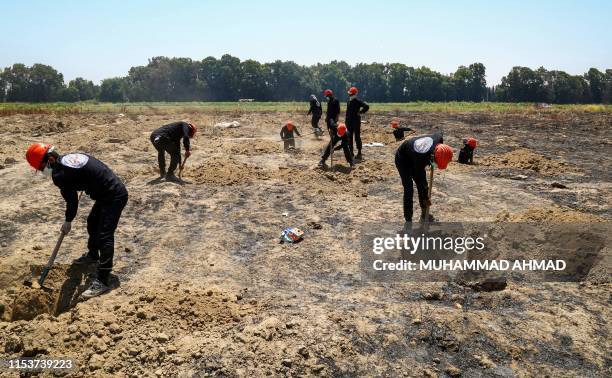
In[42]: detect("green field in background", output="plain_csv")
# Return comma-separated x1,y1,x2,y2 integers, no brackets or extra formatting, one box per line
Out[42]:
1,101,610,115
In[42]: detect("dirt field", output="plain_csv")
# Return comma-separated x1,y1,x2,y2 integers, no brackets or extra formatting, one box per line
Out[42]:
0,109,610,377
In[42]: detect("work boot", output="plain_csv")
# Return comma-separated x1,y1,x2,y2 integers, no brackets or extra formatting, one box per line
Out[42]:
420,212,436,223
355,151,363,161
73,252,99,265
317,160,327,169
81,278,110,299
397,221,413,236
165,173,181,182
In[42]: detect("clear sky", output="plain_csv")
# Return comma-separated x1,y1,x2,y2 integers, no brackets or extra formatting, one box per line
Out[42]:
1,0,610,85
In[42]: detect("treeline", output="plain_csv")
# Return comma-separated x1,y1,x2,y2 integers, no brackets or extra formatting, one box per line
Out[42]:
0,55,610,103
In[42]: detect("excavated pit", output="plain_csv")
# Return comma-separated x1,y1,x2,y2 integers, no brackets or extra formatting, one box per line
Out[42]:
0,264,96,322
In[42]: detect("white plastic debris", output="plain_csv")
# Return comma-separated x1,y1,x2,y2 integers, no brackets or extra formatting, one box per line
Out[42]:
363,142,384,147
214,121,241,129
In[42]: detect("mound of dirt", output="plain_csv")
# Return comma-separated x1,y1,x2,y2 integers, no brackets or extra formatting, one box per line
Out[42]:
480,148,573,175
0,264,94,322
0,285,259,375
497,205,605,222
187,158,270,185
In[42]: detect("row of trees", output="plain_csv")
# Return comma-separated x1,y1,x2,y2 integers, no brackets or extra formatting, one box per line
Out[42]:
0,56,610,103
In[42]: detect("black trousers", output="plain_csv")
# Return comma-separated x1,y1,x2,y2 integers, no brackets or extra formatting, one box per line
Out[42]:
322,135,353,164
347,119,361,154
283,139,295,150
395,153,428,222
87,188,128,283
311,115,321,129
151,134,180,175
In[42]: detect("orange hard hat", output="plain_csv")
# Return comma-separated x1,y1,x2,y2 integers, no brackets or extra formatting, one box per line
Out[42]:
26,143,51,171
187,123,197,137
286,121,294,131
434,144,453,169
337,123,347,137
348,87,358,95
391,120,399,129
467,138,477,149
324,89,333,97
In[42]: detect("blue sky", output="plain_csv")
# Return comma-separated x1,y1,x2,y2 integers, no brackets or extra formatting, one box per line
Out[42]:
1,0,610,85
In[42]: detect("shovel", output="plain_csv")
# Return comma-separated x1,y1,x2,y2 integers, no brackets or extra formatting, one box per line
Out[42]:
31,191,83,288
37,230,66,287
422,164,435,230
178,155,189,178
328,127,334,170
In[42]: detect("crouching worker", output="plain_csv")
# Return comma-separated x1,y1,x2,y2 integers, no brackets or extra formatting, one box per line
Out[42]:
395,132,452,224
150,121,196,182
26,143,128,298
458,138,477,164
280,121,301,151
391,120,413,141
319,122,354,168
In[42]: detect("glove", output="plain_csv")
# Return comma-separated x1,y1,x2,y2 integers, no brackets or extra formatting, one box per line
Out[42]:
61,221,72,235
185,150,191,158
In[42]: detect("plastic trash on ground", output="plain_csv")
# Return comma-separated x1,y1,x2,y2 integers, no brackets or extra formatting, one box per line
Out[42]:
214,121,241,129
280,227,305,243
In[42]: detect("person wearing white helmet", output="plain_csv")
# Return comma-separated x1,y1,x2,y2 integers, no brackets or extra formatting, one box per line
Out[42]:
307,94,324,137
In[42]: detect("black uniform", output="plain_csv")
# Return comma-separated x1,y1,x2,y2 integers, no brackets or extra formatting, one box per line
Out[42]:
307,96,323,130
321,123,353,165
325,96,341,129
345,97,369,155
393,126,413,141
150,121,191,176
280,125,301,150
458,143,475,164
395,132,443,222
52,153,128,284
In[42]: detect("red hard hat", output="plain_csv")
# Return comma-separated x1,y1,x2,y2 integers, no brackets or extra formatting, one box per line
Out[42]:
188,123,197,138
337,123,347,137
324,89,333,97
286,121,294,131
348,87,358,95
26,143,51,170
391,120,399,129
434,144,453,170
467,138,477,149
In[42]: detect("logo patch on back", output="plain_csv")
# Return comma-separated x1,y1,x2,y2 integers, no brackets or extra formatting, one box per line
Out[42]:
413,137,434,154
61,153,89,168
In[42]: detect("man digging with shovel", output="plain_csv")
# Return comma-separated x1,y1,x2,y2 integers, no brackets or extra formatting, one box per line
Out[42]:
150,121,197,182
394,131,452,229
26,143,128,298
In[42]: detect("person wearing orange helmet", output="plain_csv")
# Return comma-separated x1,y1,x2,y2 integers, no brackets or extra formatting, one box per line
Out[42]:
345,86,369,160
280,121,301,151
458,137,477,164
395,131,452,224
323,89,340,130
25,143,128,299
150,121,196,182
390,120,413,141
319,122,354,168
